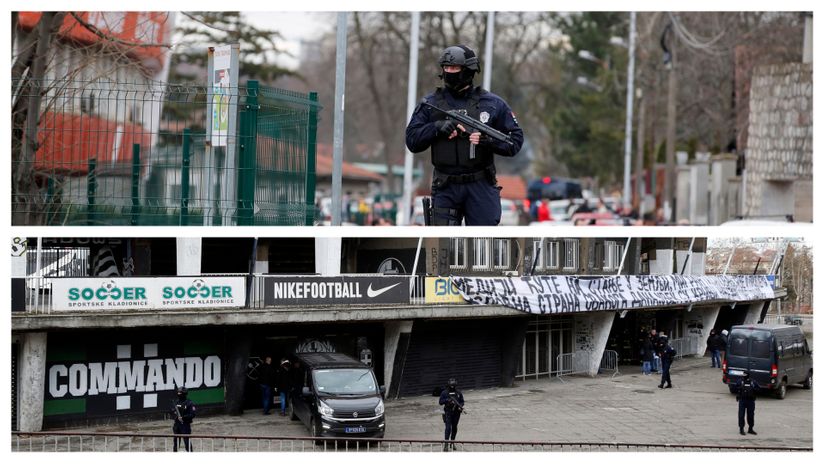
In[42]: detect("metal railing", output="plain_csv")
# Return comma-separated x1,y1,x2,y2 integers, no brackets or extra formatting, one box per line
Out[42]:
599,349,620,378
11,432,812,452
12,78,320,225
555,351,591,382
669,337,701,360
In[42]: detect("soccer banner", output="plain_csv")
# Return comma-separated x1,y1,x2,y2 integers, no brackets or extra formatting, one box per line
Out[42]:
450,274,775,314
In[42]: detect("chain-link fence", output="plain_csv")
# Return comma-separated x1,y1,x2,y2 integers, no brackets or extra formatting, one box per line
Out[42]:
12,78,320,225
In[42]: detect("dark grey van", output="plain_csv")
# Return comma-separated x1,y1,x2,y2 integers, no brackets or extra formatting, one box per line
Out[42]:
288,352,385,441
722,324,812,399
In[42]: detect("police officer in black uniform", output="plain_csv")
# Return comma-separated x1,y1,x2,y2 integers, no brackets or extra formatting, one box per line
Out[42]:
657,335,675,389
170,386,196,452
438,378,465,451
736,371,758,436
406,45,524,226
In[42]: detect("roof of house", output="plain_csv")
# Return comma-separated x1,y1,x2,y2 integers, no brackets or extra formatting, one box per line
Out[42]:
497,175,527,200
315,153,384,182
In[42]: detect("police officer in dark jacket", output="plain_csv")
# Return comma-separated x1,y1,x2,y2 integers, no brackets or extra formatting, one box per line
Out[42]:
170,387,196,452
657,335,676,389
406,45,524,226
706,330,723,368
736,371,758,435
438,378,465,451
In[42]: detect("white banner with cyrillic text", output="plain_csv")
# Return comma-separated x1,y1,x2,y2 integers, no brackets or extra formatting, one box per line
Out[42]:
450,275,775,314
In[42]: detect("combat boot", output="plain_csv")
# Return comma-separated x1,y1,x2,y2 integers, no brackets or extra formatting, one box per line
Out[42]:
747,428,757,435
739,427,746,436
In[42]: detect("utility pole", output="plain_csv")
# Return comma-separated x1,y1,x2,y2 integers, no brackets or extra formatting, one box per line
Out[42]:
664,34,677,224
622,11,636,211
399,12,420,226
331,12,348,226
635,90,646,209
483,12,495,90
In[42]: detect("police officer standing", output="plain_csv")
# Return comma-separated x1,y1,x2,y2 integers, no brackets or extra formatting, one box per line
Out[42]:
439,378,465,451
406,45,524,226
170,387,196,452
258,356,277,415
657,335,675,389
736,371,759,436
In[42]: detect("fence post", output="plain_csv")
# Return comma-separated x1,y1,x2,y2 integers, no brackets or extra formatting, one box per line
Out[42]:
305,92,319,225
180,128,191,225
237,81,258,226
131,144,141,225
46,177,54,225
87,158,97,225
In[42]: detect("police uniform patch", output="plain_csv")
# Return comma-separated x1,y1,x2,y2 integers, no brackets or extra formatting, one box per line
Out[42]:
479,111,490,124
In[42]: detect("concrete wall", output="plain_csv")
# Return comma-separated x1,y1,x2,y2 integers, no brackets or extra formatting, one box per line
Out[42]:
744,63,812,220
710,155,738,225
176,238,201,275
383,321,414,395
675,167,691,224
649,249,673,275
316,237,342,275
17,332,48,432
741,302,765,325
688,306,721,357
688,162,709,225
573,312,614,376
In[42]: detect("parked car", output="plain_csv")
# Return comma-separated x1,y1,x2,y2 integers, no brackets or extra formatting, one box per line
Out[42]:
499,198,520,226
784,315,804,326
526,177,583,219
289,352,386,442
722,324,812,399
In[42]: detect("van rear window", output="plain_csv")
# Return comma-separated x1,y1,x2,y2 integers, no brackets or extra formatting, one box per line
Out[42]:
751,339,771,358
730,337,748,356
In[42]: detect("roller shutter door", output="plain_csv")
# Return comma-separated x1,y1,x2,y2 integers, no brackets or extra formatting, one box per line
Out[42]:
398,320,502,396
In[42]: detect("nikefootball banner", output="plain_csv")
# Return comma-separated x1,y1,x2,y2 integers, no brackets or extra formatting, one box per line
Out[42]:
263,276,410,305
451,274,775,314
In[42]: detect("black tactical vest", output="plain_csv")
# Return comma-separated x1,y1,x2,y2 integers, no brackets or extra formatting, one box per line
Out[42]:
430,87,494,173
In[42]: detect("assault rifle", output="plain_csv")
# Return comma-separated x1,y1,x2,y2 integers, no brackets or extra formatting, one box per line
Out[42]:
421,101,514,147
446,392,466,414
172,403,184,423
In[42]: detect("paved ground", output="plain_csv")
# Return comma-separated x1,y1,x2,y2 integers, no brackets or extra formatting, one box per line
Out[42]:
69,357,812,449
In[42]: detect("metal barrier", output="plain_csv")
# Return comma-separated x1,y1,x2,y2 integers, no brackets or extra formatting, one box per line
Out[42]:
12,78,320,226
599,349,620,378
669,337,700,360
10,432,812,452
556,351,591,382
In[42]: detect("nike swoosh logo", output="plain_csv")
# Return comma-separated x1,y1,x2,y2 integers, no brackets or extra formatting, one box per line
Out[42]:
367,282,402,298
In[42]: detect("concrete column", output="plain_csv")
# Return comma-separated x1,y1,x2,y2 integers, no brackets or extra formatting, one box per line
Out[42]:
689,305,721,357
709,154,737,225
741,302,764,325
649,249,673,275
688,161,709,225
18,332,47,432
574,312,615,377
255,241,269,274
501,318,529,387
176,238,202,276
383,320,413,398
224,328,252,415
675,250,705,275
315,237,342,276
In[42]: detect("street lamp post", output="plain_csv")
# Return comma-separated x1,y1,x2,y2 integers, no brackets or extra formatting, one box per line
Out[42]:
622,12,637,211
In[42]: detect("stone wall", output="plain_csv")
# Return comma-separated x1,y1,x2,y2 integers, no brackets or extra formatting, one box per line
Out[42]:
744,63,812,220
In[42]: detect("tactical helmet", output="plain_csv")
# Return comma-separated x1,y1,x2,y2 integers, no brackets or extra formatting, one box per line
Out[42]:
438,45,480,72
438,45,479,91
176,387,188,397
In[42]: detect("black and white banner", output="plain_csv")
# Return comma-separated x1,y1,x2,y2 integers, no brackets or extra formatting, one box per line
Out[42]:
263,276,410,306
451,275,775,314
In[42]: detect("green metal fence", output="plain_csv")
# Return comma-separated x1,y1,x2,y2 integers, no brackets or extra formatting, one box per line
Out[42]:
11,78,320,225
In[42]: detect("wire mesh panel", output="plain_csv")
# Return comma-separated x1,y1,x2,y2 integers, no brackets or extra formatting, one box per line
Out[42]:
11,78,319,225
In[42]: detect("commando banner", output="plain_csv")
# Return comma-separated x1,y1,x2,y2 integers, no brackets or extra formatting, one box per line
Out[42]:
450,274,775,314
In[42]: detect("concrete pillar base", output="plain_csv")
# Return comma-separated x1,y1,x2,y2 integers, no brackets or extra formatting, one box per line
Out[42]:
383,321,413,398
18,332,47,432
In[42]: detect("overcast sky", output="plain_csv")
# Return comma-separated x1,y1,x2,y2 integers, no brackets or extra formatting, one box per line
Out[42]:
244,12,335,69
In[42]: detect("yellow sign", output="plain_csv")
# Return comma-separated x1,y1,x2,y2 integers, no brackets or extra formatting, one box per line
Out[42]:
424,277,465,304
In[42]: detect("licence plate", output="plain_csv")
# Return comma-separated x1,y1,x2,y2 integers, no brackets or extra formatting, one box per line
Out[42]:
729,369,743,376
345,426,366,434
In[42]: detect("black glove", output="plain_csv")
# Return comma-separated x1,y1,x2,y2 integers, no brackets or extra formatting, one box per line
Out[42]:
435,119,458,137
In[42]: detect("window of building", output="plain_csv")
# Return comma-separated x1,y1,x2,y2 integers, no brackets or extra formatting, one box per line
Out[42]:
563,239,579,270
493,238,510,269
472,238,491,270
603,240,625,272
531,240,560,270
449,238,467,269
